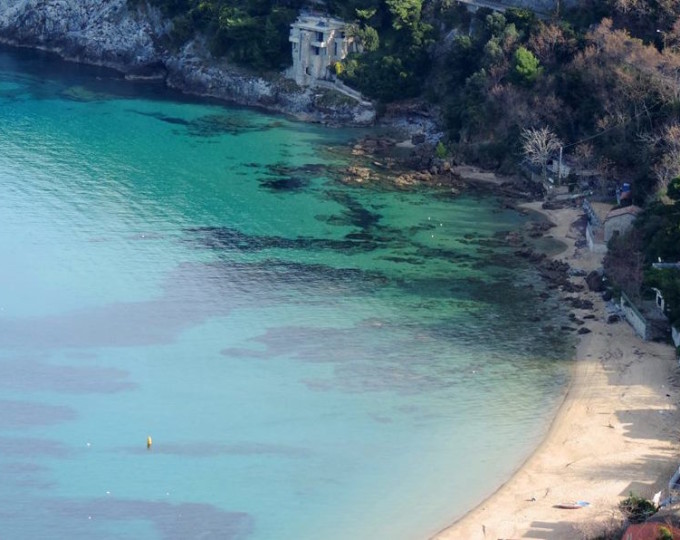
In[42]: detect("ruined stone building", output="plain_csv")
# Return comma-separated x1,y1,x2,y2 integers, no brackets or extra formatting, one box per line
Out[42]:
287,14,356,87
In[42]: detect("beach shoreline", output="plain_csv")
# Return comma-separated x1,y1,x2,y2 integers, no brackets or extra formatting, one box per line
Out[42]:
432,201,680,540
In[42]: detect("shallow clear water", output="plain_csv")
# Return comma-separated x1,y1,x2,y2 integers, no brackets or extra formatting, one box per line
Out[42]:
0,47,573,540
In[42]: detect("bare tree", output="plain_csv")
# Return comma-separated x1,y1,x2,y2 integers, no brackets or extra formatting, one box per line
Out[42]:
604,228,645,300
528,23,569,65
595,156,616,197
521,126,562,183
666,16,680,52
640,121,680,199
574,142,595,167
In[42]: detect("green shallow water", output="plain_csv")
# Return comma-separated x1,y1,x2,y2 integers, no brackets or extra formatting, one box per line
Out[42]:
0,46,574,540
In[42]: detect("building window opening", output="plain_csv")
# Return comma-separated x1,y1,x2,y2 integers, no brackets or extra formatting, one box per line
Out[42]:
316,31,324,42
312,46,320,56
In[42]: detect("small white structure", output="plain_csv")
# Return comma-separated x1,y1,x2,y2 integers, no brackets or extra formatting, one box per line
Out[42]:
547,159,571,181
650,262,680,348
604,205,641,242
288,14,356,86
652,287,666,312
652,262,680,271
583,199,611,253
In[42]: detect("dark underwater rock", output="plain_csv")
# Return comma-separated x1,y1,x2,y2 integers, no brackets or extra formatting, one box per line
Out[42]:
260,177,309,191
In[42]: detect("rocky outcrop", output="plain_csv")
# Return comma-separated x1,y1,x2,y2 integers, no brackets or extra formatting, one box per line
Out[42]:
0,0,162,67
0,0,376,125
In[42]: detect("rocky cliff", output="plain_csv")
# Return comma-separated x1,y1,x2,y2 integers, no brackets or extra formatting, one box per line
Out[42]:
0,0,376,125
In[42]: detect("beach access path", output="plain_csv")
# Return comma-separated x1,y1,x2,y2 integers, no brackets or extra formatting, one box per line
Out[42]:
432,202,680,540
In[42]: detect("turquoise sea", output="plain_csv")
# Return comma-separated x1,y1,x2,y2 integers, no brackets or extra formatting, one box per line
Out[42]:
0,47,573,540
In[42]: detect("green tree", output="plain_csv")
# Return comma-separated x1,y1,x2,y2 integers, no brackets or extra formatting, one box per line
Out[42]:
353,25,380,52
636,202,680,263
668,176,680,202
385,0,423,30
513,46,542,84
356,7,377,20
483,12,507,40
445,35,481,81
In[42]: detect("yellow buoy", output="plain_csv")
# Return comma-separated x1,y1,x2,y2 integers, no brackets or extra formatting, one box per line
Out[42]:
147,436,152,449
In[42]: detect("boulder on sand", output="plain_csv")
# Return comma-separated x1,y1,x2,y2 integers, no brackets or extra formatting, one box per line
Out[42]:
585,270,605,292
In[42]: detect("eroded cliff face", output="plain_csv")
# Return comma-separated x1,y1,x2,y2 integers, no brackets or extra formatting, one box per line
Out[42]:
0,0,161,66
0,0,376,125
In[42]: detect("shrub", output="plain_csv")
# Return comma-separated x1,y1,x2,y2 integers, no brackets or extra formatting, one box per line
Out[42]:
658,526,673,540
512,46,542,85
619,492,658,523
169,14,194,48
435,141,448,159
669,177,680,202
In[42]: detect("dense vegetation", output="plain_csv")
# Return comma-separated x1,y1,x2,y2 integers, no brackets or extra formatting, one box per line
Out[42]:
433,1,680,188
129,0,680,195
130,0,680,327
129,0,434,96
128,0,305,69
333,0,434,101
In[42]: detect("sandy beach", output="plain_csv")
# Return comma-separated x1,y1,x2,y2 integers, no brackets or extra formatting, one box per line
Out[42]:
432,202,680,540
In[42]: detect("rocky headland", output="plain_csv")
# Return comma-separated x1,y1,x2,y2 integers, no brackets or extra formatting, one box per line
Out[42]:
0,0,376,125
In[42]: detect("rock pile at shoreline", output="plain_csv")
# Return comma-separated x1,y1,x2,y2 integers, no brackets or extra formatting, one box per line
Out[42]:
514,213,602,335
339,135,468,190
